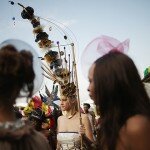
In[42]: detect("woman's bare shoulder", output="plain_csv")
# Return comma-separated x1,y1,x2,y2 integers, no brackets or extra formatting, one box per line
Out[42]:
121,115,150,150
57,115,65,121
125,115,150,134
118,115,150,150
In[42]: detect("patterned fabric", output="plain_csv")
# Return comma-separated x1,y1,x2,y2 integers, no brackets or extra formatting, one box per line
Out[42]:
57,132,81,150
0,120,51,150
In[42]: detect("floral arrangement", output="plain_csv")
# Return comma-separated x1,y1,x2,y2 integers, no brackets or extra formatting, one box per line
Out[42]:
23,95,55,130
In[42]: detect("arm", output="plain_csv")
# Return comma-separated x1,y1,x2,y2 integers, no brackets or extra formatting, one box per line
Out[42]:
56,117,60,150
57,116,60,133
82,114,94,142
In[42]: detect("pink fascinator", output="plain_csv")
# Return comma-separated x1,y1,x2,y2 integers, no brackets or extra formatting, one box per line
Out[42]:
81,35,130,79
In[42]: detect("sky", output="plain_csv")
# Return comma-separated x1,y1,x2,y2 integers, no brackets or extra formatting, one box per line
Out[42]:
0,0,150,106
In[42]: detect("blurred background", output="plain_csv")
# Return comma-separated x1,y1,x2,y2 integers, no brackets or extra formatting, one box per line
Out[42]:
0,0,150,108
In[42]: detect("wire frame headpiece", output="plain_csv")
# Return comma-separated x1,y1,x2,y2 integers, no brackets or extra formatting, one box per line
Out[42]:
81,35,130,79
17,3,78,99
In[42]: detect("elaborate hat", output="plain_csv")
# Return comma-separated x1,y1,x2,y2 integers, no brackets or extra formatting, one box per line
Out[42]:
81,35,130,79
0,39,43,96
17,3,78,100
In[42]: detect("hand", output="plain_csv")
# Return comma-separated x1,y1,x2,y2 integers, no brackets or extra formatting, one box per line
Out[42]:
78,124,86,135
42,122,49,129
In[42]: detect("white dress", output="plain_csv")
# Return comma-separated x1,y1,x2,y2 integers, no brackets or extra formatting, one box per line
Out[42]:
57,132,81,150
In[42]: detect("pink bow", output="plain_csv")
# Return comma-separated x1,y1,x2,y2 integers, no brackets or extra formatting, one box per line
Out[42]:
81,35,130,79
87,35,130,56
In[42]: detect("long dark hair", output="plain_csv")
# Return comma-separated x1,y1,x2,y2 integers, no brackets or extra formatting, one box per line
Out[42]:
94,50,150,150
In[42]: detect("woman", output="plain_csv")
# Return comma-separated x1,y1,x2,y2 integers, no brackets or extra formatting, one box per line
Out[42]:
0,44,50,150
88,50,150,150
57,95,94,149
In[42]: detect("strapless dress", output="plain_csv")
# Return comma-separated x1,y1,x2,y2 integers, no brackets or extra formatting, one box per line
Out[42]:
57,132,81,150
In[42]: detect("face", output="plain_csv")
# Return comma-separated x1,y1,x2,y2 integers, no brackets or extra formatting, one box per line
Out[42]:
60,97,71,111
87,64,95,101
83,105,89,113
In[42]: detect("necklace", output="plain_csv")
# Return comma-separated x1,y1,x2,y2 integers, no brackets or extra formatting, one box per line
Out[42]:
67,111,77,119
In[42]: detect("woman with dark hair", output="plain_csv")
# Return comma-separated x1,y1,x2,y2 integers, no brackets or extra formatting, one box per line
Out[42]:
0,45,51,150
88,50,150,150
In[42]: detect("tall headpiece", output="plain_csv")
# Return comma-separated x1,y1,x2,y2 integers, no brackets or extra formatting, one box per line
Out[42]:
17,3,79,100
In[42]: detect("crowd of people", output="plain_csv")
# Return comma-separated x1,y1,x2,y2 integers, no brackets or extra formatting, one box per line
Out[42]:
0,38,150,150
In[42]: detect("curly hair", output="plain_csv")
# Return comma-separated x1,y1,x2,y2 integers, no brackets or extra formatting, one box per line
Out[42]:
0,45,35,106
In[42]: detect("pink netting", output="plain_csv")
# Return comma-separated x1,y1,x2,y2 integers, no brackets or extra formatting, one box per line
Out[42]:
81,35,130,79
